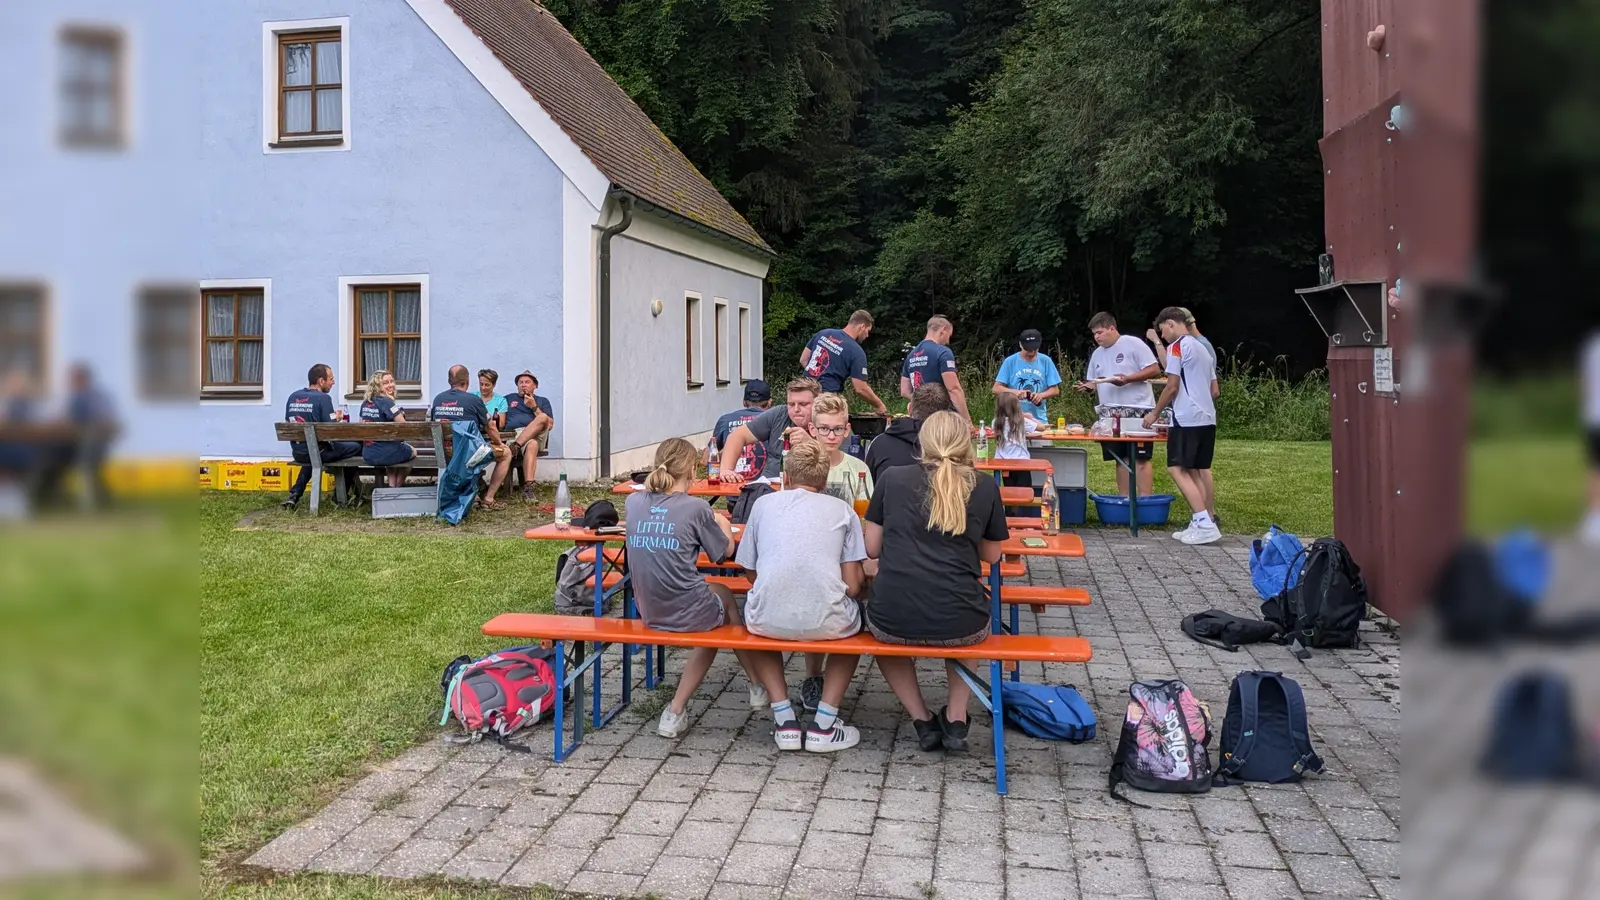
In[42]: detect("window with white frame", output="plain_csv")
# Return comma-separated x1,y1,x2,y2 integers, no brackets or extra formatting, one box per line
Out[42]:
737,302,753,381
264,19,349,150
201,287,266,399
713,299,729,386
59,26,125,148
0,286,47,377
140,286,196,400
685,293,703,388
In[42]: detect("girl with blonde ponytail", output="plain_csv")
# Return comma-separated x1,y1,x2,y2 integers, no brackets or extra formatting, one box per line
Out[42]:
861,410,1009,753
625,438,768,741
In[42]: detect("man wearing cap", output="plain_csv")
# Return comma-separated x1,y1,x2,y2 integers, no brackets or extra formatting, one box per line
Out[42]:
798,310,890,417
504,370,555,500
993,329,1063,424
713,379,775,480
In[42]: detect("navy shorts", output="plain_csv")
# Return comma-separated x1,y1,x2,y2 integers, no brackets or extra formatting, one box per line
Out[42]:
362,442,415,468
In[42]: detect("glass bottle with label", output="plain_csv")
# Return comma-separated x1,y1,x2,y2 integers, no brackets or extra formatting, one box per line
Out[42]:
853,471,869,518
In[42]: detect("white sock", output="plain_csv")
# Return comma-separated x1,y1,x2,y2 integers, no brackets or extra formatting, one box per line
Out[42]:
1195,511,1216,528
771,700,797,726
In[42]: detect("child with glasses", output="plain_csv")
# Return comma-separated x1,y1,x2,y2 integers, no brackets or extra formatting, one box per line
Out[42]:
809,393,873,505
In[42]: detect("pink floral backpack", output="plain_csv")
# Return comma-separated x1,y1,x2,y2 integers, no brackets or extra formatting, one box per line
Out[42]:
1109,679,1214,804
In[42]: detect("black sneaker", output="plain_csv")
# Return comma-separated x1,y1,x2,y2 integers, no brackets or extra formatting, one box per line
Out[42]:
912,716,943,752
521,484,536,502
800,676,824,713
938,708,969,754
280,496,300,510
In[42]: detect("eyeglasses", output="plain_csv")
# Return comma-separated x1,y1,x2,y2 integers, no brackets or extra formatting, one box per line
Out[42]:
813,425,848,436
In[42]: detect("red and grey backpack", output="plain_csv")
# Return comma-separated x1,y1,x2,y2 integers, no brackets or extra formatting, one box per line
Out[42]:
439,647,556,748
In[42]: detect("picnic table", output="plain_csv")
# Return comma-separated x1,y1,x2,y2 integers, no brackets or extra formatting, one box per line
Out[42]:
0,421,118,511
611,477,745,498
518,516,1089,793
1030,428,1169,536
271,421,452,515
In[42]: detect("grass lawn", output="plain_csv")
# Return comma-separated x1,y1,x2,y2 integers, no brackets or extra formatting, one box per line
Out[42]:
183,433,1584,899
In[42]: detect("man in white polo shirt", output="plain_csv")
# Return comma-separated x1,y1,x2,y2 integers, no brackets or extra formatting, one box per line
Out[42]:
1077,312,1161,495
1144,306,1220,544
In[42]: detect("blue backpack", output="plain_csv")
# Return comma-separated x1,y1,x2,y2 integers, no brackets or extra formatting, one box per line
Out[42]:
999,682,1095,742
1250,526,1304,602
1481,670,1581,782
1214,672,1324,784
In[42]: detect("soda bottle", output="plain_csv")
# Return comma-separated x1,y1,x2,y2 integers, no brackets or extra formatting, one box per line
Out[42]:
977,423,990,460
554,472,572,530
1112,414,1122,438
1041,471,1059,536
706,436,720,485
853,471,870,518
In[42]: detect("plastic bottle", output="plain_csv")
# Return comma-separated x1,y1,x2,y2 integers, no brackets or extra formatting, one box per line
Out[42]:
554,472,572,530
1112,414,1122,438
706,436,720,485
1041,470,1059,536
978,423,990,460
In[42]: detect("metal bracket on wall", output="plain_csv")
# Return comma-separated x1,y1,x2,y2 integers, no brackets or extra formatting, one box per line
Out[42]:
1294,279,1388,347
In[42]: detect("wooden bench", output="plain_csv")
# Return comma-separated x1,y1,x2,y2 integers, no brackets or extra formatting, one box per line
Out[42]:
272,421,454,515
482,612,1091,794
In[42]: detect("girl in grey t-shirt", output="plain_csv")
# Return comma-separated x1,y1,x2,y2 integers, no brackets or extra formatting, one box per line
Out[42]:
624,438,768,740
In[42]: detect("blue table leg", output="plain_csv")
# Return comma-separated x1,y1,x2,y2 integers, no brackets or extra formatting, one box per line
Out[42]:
1126,448,1140,538
552,640,575,762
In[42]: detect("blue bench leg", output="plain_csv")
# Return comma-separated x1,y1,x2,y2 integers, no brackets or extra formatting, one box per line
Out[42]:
991,657,1007,795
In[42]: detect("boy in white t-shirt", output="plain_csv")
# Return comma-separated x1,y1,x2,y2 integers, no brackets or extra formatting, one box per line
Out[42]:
1077,311,1162,495
1144,306,1221,544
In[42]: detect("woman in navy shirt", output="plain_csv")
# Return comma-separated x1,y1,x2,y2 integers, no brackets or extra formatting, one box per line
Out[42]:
360,370,415,486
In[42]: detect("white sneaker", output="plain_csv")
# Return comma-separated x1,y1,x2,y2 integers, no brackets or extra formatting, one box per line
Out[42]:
1171,523,1194,540
658,705,690,739
1179,523,1222,545
805,721,861,753
748,683,769,709
773,720,804,751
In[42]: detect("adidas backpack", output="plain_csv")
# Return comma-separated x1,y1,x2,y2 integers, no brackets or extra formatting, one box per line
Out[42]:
1214,672,1324,784
1262,538,1367,651
999,682,1096,742
1109,680,1213,803
440,647,557,747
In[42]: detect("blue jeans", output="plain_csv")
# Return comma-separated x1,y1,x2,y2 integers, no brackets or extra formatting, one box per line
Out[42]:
289,441,361,499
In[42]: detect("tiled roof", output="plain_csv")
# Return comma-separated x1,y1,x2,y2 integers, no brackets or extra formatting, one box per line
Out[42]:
443,0,772,255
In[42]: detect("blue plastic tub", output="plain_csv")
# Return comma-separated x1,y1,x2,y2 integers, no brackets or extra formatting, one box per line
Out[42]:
1089,492,1175,526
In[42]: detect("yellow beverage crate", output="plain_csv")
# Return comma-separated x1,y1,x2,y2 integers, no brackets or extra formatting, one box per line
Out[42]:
219,462,259,491
199,462,216,490
287,465,335,493
257,463,291,492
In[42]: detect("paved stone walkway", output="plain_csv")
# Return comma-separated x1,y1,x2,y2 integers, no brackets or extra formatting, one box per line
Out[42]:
247,530,1403,899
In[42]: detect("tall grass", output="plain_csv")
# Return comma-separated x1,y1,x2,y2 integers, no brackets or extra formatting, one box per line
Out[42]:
853,343,1333,441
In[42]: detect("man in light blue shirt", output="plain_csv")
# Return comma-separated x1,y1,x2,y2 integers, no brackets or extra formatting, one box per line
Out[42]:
992,329,1062,422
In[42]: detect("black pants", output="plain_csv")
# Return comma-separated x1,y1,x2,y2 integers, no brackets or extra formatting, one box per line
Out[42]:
289,441,361,500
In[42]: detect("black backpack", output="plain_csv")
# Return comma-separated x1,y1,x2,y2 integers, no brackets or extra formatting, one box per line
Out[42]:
1480,670,1584,783
1213,672,1324,785
1181,610,1281,652
729,482,775,525
1431,539,1600,648
1261,538,1367,653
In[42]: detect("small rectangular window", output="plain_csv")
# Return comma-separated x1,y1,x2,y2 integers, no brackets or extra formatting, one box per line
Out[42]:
714,300,730,386
140,286,197,400
0,286,47,377
354,285,422,396
202,289,266,398
278,30,342,141
685,294,703,388
60,27,124,148
738,303,753,380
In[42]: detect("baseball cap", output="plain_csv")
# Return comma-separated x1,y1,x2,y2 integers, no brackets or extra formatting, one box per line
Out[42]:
744,379,771,403
1019,329,1043,349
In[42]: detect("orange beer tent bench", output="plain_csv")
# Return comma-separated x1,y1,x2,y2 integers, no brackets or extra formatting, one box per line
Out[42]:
482,613,1091,795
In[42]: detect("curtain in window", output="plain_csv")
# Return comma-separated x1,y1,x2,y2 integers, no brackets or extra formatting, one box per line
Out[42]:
315,42,340,84
359,291,389,335
361,339,388,381
315,89,341,132
238,340,264,384
206,294,234,337
207,341,234,385
284,44,312,86
237,294,263,337
392,290,421,333
283,92,312,133
393,339,421,382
